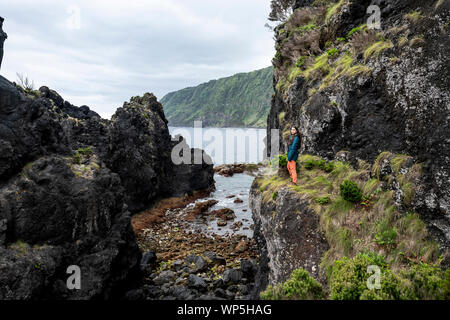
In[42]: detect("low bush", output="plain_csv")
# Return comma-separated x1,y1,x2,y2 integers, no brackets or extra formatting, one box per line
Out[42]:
329,253,449,300
261,268,325,300
316,196,331,205
340,180,363,203
72,147,93,165
270,154,288,169
303,158,334,172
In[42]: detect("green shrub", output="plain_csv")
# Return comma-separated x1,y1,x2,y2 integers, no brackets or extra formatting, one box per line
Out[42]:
316,196,331,205
304,159,316,170
329,252,396,300
296,56,308,68
270,154,288,169
72,153,82,165
316,159,326,170
272,192,278,200
327,48,339,57
329,253,449,300
304,158,334,173
72,147,93,165
398,263,449,300
274,51,283,61
77,147,93,156
347,24,368,39
261,268,325,300
324,162,335,172
340,180,363,203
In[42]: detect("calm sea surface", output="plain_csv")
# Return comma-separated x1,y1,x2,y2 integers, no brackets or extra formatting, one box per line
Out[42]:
168,126,266,238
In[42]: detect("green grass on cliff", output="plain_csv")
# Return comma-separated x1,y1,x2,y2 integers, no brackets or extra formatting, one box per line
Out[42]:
160,67,273,128
256,152,447,300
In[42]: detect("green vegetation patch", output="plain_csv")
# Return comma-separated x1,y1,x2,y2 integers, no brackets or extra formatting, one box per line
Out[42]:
326,0,345,22
364,40,394,61
329,253,448,300
261,268,325,300
347,24,368,39
340,180,363,203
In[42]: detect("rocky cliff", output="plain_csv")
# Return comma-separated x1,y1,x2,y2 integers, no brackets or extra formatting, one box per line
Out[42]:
252,0,450,299
0,75,214,299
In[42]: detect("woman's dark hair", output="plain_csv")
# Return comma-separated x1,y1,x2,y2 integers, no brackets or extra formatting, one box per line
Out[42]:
289,126,300,145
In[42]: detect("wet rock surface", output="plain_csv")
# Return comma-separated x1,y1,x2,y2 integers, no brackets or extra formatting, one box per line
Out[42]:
130,191,259,300
214,163,263,177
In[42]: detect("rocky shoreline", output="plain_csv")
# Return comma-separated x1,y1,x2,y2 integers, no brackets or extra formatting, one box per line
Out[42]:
213,163,264,177
129,179,260,300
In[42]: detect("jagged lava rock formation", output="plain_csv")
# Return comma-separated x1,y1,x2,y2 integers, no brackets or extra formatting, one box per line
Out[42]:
0,75,214,299
251,0,450,297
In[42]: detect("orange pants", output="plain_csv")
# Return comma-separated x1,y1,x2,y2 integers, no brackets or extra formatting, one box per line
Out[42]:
287,160,297,184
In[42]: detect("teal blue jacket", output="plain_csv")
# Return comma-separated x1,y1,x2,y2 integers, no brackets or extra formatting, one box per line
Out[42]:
287,135,301,161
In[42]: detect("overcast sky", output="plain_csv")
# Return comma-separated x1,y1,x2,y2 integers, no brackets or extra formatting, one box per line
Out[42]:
1,0,275,119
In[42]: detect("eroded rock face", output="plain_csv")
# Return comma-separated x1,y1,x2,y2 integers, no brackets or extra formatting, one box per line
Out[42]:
249,182,328,297
267,0,450,256
0,75,214,299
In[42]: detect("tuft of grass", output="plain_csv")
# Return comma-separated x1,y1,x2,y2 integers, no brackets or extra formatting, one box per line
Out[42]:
9,240,29,256
435,0,445,9
316,196,332,205
375,218,398,248
346,65,372,77
347,24,367,39
320,53,372,89
326,0,345,23
304,53,330,79
287,66,304,82
390,154,412,174
364,40,394,60
327,48,339,57
398,36,409,48
295,56,308,68
404,10,423,23
409,36,425,47
372,151,393,179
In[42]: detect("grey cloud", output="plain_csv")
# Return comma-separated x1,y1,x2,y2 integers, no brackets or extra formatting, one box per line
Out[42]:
1,0,275,119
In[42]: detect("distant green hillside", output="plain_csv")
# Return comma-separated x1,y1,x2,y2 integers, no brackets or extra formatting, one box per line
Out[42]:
161,66,273,128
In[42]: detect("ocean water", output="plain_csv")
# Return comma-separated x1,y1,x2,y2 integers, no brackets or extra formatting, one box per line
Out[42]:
168,127,265,238
168,126,267,165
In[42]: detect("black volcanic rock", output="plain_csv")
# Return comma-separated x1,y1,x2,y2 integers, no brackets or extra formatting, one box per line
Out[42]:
266,0,450,257
106,93,174,212
0,75,214,299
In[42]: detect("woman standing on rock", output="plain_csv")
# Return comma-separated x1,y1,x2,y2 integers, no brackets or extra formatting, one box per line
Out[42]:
287,126,301,185
0,17,7,71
